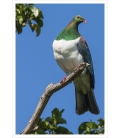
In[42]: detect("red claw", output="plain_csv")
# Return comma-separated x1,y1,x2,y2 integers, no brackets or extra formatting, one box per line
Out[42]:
60,76,67,83
74,66,79,72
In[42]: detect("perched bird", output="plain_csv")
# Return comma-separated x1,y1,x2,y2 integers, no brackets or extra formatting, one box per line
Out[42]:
52,15,100,115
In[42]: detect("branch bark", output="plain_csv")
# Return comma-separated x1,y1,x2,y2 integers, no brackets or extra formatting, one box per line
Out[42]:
21,62,89,134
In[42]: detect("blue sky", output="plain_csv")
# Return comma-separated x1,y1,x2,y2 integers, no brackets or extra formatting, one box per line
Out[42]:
16,4,104,134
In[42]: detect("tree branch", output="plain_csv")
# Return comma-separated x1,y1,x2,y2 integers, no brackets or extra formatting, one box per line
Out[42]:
21,62,89,134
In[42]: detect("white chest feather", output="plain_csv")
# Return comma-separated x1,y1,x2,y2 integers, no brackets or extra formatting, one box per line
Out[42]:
52,37,84,74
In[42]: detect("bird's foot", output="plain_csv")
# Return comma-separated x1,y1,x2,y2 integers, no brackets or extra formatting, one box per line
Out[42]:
74,66,79,72
60,76,67,83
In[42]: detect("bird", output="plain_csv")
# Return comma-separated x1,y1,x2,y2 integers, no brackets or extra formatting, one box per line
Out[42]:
52,15,100,115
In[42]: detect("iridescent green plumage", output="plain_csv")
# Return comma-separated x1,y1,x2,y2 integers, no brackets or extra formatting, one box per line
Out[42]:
56,15,85,40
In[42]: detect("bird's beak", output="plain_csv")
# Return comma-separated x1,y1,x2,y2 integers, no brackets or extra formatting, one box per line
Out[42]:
83,20,86,23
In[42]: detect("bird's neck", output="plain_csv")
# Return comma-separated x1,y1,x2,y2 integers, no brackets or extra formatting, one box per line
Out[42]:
56,22,81,40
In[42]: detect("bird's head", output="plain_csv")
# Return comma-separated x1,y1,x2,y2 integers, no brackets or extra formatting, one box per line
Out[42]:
56,15,86,40
73,15,86,25
66,15,86,29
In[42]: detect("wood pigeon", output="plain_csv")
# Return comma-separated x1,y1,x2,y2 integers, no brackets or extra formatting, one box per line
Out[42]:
52,15,100,115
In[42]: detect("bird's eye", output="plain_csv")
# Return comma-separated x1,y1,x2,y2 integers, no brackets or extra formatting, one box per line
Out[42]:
77,16,80,19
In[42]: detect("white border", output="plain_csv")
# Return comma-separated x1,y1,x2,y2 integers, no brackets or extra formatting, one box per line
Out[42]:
13,0,107,4
13,1,16,137
13,0,107,138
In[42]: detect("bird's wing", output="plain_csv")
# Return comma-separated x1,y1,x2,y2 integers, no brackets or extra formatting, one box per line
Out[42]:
77,37,95,88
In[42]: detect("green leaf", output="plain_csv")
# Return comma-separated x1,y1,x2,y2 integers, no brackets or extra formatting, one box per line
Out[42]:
27,6,35,18
89,130,97,134
33,18,43,27
35,24,41,36
60,109,65,114
45,117,53,125
35,129,48,134
86,122,98,130
45,121,49,126
27,5,34,11
16,9,20,14
39,10,44,19
28,22,41,36
29,23,35,32
32,7,39,17
53,118,57,126
28,4,35,6
16,24,22,34
57,118,66,124
52,108,62,119
51,108,66,125
86,126,90,133
78,122,89,134
35,131,38,134
28,5,39,17
98,118,104,126
39,121,47,130
30,24,40,36
22,22,26,27
49,125,57,130
37,118,43,126
16,4,24,10
55,126,73,134
42,121,50,130
17,16,23,24
101,128,104,134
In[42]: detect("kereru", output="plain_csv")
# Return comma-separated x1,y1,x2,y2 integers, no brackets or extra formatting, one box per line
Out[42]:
52,15,100,115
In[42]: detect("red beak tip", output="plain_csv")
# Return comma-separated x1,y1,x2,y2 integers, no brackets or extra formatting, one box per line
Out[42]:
83,20,87,23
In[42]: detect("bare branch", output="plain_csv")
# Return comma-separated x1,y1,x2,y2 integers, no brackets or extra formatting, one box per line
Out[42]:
31,126,39,133
21,63,89,134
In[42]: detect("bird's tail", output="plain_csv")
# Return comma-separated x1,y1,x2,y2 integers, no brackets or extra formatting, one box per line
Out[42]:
75,89,100,115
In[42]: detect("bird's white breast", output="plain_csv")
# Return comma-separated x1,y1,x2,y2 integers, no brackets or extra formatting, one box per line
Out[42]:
52,37,84,75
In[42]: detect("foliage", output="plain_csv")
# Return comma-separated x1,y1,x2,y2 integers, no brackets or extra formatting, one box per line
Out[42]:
31,108,73,134
78,118,104,134
30,107,104,134
16,4,43,36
